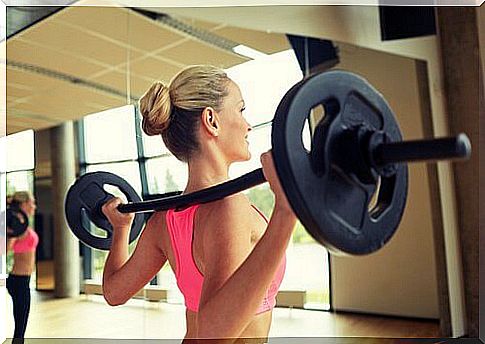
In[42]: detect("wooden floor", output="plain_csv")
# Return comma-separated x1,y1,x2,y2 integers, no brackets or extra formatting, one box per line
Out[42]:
4,290,440,340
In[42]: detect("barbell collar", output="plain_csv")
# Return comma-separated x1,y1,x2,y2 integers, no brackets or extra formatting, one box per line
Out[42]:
118,168,266,214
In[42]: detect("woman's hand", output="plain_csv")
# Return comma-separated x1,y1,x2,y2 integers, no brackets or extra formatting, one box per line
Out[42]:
260,150,295,215
101,198,135,231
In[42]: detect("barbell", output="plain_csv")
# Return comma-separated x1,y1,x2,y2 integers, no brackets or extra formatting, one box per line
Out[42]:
6,205,29,238
64,70,471,255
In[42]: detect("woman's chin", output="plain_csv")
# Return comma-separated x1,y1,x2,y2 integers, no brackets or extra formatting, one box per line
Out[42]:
233,153,251,163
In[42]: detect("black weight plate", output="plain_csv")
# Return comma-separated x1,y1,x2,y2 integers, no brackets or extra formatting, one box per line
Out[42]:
6,207,29,237
65,172,144,250
272,70,408,255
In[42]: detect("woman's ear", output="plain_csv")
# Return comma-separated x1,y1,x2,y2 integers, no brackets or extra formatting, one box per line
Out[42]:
201,107,220,137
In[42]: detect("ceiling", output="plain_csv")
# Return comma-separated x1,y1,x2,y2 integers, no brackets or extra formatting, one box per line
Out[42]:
4,4,291,135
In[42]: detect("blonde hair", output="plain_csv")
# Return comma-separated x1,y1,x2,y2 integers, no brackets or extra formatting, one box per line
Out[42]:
7,191,33,207
139,65,230,162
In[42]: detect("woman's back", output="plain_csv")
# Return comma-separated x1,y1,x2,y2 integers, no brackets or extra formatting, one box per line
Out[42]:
10,227,38,275
156,193,285,339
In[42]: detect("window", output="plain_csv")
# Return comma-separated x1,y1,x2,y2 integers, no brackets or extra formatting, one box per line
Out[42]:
81,105,142,280
227,50,330,310
83,105,138,164
86,162,142,196
141,131,170,158
145,156,187,195
2,130,35,278
1,172,6,278
5,130,35,172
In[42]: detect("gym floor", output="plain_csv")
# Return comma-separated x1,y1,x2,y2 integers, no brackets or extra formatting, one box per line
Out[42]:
5,290,439,340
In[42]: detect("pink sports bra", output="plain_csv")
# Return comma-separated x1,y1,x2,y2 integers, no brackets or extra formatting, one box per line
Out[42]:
12,227,39,254
166,204,286,314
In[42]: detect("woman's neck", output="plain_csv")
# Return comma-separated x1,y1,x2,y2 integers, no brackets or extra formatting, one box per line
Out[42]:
185,154,230,193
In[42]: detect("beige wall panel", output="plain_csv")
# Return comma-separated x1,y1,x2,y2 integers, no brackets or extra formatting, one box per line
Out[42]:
162,40,248,66
7,68,62,91
22,21,135,66
129,56,181,82
58,7,187,53
7,39,105,78
212,26,290,54
128,13,188,53
7,84,38,98
330,44,439,319
91,70,153,99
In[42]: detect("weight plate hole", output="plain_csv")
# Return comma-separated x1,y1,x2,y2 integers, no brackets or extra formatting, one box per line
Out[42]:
304,104,326,153
369,176,395,220
368,176,381,213
103,184,128,203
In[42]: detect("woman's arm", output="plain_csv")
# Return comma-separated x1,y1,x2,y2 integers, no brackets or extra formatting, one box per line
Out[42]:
102,199,167,306
6,236,16,253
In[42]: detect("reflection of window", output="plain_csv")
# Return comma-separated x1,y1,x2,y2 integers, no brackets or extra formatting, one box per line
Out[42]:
0,137,5,173
1,172,6,278
86,162,142,196
6,171,34,195
5,171,35,276
4,130,35,172
81,106,142,282
83,105,138,163
84,162,142,281
226,50,303,127
142,131,170,158
145,156,187,194
227,48,329,309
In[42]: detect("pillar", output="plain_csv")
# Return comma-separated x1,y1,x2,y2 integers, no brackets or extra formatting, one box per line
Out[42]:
50,121,80,297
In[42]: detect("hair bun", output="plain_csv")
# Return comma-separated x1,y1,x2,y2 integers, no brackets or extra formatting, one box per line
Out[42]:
139,81,172,136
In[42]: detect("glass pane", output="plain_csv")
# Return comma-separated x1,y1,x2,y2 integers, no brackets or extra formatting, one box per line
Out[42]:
3,130,35,172
0,137,5,173
281,237,330,310
6,170,34,195
145,156,188,195
6,171,34,274
1,172,6,277
83,105,138,163
157,263,184,304
84,162,142,281
85,161,142,196
141,130,170,158
226,50,303,126
245,183,330,310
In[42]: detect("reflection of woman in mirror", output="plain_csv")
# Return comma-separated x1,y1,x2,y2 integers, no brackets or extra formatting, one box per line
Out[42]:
6,191,38,342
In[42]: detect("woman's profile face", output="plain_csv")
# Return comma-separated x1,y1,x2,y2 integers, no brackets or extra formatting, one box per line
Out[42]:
21,198,37,217
217,81,252,163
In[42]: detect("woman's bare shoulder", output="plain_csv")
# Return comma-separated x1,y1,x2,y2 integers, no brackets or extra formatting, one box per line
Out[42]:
199,193,253,223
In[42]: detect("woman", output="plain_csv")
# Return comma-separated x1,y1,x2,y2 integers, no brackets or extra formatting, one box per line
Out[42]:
6,191,38,340
101,65,297,341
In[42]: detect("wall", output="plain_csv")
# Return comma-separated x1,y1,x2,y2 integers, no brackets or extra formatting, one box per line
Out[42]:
160,5,467,334
436,8,482,337
329,43,439,319
476,6,484,342
34,129,55,289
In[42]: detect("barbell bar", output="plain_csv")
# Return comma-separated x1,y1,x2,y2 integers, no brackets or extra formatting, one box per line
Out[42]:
65,70,471,255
